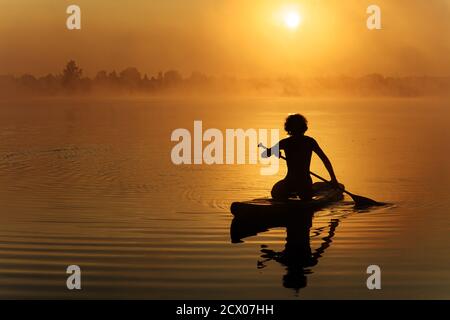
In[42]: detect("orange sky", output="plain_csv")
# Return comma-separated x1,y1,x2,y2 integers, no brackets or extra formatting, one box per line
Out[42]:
0,0,449,77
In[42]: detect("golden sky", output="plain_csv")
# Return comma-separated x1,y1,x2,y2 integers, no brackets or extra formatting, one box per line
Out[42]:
0,0,449,77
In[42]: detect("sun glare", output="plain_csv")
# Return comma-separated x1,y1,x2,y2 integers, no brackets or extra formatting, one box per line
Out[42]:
284,11,301,29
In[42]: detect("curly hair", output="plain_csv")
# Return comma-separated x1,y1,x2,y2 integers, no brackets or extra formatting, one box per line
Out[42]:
284,114,308,135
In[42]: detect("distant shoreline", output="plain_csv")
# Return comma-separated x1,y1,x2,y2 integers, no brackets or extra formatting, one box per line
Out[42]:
1,61,449,98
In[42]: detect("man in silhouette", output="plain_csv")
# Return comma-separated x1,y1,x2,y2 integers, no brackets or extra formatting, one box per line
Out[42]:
264,114,339,200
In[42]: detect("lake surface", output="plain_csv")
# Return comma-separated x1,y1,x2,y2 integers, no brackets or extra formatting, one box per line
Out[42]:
0,97,448,299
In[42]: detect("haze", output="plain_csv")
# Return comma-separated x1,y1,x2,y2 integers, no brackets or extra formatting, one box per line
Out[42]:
0,0,449,77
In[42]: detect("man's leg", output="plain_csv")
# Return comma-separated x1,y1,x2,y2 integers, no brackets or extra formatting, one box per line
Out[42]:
271,179,290,200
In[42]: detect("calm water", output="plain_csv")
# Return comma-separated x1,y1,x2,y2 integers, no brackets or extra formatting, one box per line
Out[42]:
0,97,448,299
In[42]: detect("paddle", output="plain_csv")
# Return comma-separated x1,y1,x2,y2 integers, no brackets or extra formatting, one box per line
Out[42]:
258,143,383,208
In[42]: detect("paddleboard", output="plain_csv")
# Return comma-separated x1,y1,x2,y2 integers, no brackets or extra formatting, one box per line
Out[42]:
230,182,344,219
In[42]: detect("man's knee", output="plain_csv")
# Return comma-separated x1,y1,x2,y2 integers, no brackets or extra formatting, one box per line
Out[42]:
271,180,289,200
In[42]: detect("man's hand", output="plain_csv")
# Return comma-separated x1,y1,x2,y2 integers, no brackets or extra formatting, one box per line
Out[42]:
330,178,340,189
258,143,270,158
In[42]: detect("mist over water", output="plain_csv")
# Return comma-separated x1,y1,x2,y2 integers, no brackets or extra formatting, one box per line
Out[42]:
0,97,448,299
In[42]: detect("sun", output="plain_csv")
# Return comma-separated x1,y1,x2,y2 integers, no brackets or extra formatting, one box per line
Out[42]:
284,11,302,29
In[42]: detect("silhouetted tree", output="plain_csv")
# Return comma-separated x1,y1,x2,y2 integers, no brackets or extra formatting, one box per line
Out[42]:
141,74,154,91
39,74,60,94
95,70,108,82
92,70,109,91
62,60,83,91
108,71,119,83
119,67,141,91
189,72,208,84
163,70,182,86
19,74,37,88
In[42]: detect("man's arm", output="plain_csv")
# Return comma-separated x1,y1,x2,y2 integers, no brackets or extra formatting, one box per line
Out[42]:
312,141,338,184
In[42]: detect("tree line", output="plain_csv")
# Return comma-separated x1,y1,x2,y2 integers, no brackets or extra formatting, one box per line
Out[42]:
0,60,449,97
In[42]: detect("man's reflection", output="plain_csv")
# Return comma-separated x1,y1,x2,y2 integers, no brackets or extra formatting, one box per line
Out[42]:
230,210,341,293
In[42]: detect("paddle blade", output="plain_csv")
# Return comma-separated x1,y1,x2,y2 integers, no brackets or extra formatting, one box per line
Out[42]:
349,193,385,208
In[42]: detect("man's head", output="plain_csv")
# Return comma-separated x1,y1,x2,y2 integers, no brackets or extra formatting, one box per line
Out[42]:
284,114,308,136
